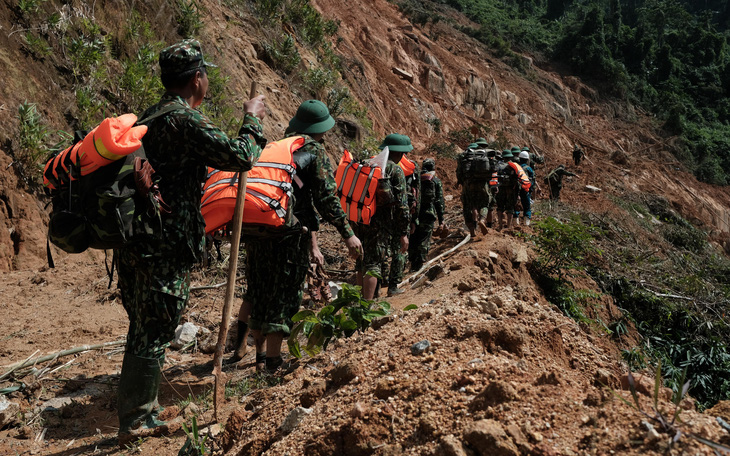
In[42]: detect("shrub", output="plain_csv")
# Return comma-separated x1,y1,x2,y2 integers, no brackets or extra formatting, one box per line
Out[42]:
262,34,301,74
530,215,602,279
177,0,203,38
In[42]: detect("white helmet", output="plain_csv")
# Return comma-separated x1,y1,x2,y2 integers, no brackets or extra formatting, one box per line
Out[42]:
519,151,530,160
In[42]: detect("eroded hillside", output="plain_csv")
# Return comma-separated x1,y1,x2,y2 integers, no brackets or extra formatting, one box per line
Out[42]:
1,0,730,455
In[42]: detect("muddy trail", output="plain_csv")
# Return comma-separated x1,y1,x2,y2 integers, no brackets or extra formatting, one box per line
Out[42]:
1,0,730,455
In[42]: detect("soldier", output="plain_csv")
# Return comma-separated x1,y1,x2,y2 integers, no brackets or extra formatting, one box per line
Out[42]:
233,100,362,371
573,143,586,166
545,164,577,200
382,150,420,296
456,143,493,237
357,134,411,300
494,149,519,229
115,39,266,445
514,151,539,226
409,158,445,272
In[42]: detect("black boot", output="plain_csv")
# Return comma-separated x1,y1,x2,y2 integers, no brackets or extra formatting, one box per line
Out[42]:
118,353,168,443
231,320,249,362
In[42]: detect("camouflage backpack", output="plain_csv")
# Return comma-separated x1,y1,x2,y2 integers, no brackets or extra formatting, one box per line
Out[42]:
457,149,492,180
44,106,178,257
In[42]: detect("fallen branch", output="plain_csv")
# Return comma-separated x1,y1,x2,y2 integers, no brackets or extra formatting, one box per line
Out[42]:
190,275,245,291
0,340,125,381
398,234,471,288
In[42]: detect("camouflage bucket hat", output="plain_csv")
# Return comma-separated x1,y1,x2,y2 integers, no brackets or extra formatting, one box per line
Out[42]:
475,137,489,147
288,100,335,135
422,158,435,171
380,133,413,153
159,39,217,76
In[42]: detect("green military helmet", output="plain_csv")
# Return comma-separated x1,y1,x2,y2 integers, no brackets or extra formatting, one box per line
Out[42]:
159,39,217,76
502,149,514,159
287,100,336,135
522,146,530,151
380,133,414,152
467,143,479,150
475,137,489,147
422,158,435,171
510,146,521,153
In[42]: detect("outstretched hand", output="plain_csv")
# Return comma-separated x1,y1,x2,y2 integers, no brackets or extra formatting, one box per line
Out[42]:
244,94,266,119
345,235,363,260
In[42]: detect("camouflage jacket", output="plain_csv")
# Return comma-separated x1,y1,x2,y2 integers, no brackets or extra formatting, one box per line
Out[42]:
418,172,444,224
404,161,421,224
289,133,354,240
546,167,576,187
129,93,265,264
373,160,409,238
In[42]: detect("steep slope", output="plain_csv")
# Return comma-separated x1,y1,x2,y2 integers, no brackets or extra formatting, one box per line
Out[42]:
1,0,730,455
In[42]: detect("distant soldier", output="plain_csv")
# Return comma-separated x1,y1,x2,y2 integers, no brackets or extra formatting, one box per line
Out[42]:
357,134,411,300
409,158,445,272
494,149,519,228
514,151,539,226
545,164,577,200
456,143,493,237
573,143,586,166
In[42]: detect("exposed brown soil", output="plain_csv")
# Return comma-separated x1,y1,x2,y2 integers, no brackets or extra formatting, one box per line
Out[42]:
1,0,730,455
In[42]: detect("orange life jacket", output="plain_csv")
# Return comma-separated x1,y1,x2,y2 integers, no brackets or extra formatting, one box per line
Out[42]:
398,155,416,177
334,150,382,225
508,161,532,192
200,136,304,234
44,114,148,190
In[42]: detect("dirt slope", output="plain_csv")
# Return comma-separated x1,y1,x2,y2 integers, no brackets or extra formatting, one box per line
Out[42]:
1,0,730,455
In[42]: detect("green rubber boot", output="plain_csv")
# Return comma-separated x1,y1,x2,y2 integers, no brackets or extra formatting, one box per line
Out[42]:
118,353,166,435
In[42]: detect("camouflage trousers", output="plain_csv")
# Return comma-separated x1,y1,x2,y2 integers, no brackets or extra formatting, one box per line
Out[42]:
409,220,435,271
116,250,191,360
244,232,308,335
496,187,518,212
383,233,408,289
355,221,389,278
461,180,492,228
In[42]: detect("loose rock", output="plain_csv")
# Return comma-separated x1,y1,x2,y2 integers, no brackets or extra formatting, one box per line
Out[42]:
278,407,312,435
411,340,431,356
463,419,519,456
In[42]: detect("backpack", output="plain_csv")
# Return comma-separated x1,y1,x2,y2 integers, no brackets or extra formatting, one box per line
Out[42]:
44,109,176,256
458,149,492,180
420,172,436,201
334,149,383,225
200,136,304,238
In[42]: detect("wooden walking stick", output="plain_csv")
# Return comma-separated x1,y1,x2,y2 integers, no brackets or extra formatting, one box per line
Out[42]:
213,81,258,422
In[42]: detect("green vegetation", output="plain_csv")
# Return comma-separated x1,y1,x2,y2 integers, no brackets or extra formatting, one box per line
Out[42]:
288,282,390,358
16,102,70,180
528,214,606,327
586,195,730,409
394,0,730,185
177,0,203,38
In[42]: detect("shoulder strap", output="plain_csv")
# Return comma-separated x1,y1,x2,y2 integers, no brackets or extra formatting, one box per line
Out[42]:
136,102,186,126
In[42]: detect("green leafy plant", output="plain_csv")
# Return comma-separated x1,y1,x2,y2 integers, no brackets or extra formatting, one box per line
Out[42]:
301,65,337,98
180,415,208,456
426,116,441,133
530,215,601,279
262,34,301,74
23,32,52,59
177,0,203,38
17,0,45,15
288,283,390,358
613,365,730,452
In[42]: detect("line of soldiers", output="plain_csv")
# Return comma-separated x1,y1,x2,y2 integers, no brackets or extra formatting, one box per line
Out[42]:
456,139,580,236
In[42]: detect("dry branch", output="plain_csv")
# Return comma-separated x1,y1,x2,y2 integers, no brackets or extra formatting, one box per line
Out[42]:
0,340,125,381
398,234,471,288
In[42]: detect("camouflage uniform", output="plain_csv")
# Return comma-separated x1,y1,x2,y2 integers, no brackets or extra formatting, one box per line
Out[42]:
457,151,493,230
245,135,354,335
546,166,576,200
383,160,420,289
357,160,409,278
117,96,263,358
409,165,444,271
495,159,519,213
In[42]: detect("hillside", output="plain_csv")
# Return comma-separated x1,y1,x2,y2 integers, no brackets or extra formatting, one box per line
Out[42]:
1,0,730,455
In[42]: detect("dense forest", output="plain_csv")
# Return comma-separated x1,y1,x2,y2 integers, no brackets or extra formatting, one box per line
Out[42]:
396,0,730,185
